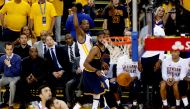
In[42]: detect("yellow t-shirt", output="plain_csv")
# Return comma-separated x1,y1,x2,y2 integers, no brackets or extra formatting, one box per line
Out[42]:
0,1,30,31
30,2,57,36
182,0,190,12
76,0,87,6
49,0,63,16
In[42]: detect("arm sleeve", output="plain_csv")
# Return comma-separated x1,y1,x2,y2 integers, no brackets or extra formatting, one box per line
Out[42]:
180,59,188,80
9,56,21,76
0,3,7,14
50,4,57,17
162,59,168,81
30,5,34,19
159,51,165,61
65,16,71,31
0,57,3,73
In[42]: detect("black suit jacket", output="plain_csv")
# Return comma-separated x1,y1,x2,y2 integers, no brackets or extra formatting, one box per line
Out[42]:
65,42,80,58
44,45,72,80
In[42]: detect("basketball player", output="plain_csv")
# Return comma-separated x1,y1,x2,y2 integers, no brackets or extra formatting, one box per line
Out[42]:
72,5,93,109
160,50,187,109
72,6,93,71
82,30,109,109
117,46,142,109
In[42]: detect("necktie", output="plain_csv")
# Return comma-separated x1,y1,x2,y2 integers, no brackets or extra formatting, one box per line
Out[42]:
44,44,47,54
51,48,59,69
70,46,74,62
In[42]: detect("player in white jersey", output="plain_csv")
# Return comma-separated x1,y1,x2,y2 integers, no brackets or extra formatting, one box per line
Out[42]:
117,46,142,109
178,58,190,109
160,50,187,109
72,6,93,71
72,6,93,109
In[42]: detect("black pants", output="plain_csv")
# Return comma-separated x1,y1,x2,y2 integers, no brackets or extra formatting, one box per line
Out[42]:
2,28,20,42
141,54,162,107
178,80,190,98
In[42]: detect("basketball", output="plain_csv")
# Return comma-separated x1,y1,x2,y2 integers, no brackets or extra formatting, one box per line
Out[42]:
117,72,132,87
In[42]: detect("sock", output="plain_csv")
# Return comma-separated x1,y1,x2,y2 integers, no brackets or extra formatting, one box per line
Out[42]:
73,103,81,109
92,99,99,109
133,101,137,106
182,97,189,107
162,99,168,106
176,99,180,106
117,100,121,105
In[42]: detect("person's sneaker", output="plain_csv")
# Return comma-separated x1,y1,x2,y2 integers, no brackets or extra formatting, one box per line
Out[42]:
162,106,168,109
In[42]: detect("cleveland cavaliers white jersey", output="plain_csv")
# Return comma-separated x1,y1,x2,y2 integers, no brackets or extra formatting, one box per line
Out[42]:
77,34,93,70
117,55,141,79
162,57,187,81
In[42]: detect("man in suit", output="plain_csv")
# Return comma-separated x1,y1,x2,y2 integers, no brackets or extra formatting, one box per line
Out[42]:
64,34,81,108
44,35,72,96
34,30,48,58
17,47,47,109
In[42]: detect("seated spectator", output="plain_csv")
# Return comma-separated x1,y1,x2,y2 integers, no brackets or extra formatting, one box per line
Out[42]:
46,97,69,109
13,34,31,59
154,6,165,28
34,30,48,58
160,50,187,109
0,42,21,109
44,35,72,96
17,47,47,109
117,46,142,109
64,34,81,108
66,3,94,40
20,25,37,46
178,58,190,109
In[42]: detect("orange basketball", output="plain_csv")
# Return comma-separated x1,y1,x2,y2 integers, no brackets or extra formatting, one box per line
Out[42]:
117,72,132,87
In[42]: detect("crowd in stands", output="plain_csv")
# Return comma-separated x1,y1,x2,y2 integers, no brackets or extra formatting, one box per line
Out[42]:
0,0,190,109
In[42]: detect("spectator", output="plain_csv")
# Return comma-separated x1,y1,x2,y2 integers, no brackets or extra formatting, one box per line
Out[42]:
103,0,129,36
20,25,37,46
49,0,63,44
30,0,57,40
164,8,178,36
66,3,94,40
76,0,96,20
178,58,190,109
13,34,31,59
0,42,21,109
17,47,47,109
0,0,30,42
138,12,166,108
44,35,71,96
64,34,81,108
34,30,48,58
160,50,187,109
154,6,165,28
117,46,142,109
46,97,69,109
